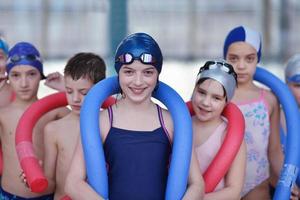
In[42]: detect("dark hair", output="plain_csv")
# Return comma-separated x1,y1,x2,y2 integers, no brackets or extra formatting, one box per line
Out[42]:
64,52,106,84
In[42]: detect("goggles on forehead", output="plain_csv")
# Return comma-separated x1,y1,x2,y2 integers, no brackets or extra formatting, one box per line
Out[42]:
199,61,237,81
7,54,42,65
115,53,156,65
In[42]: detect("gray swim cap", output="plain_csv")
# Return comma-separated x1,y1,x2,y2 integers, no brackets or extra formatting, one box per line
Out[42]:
285,54,300,83
196,60,237,101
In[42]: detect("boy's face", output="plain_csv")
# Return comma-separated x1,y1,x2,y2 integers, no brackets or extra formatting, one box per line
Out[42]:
288,82,300,107
64,76,94,115
226,42,258,85
8,65,41,101
0,50,7,75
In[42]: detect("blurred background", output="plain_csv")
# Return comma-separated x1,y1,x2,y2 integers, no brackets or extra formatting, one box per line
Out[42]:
0,0,299,100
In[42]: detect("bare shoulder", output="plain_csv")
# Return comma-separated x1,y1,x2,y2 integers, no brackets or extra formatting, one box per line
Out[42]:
159,107,174,136
45,106,70,120
99,108,110,141
263,89,279,111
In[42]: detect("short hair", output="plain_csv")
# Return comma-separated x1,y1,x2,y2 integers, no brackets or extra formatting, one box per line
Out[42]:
64,52,106,84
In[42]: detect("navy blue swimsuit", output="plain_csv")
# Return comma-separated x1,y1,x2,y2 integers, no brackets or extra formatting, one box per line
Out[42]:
104,105,172,200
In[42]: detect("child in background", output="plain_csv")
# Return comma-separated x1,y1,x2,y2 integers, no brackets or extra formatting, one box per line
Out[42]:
65,32,204,200
223,25,284,199
0,42,69,199
281,54,300,139
192,60,246,200
0,37,13,107
43,52,106,200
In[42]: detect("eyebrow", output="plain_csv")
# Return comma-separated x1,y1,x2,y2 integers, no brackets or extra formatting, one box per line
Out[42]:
27,69,39,73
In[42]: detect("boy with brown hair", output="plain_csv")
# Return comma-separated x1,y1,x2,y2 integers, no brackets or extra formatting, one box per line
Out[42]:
43,52,106,199
0,42,69,199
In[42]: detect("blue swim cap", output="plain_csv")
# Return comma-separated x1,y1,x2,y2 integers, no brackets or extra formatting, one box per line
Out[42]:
0,37,9,55
7,42,46,79
223,26,262,63
114,32,163,74
285,54,300,83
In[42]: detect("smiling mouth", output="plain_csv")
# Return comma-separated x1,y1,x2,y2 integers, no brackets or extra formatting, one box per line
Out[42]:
199,107,211,113
130,87,145,94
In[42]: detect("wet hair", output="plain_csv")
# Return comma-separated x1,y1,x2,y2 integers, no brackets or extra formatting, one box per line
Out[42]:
64,52,106,84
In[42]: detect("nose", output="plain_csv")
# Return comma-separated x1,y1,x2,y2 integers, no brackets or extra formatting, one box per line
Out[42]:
20,75,28,88
133,72,143,85
201,95,211,107
72,91,81,103
235,59,246,70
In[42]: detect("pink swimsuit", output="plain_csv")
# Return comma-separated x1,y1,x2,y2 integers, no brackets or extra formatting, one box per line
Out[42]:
237,89,270,196
195,120,227,192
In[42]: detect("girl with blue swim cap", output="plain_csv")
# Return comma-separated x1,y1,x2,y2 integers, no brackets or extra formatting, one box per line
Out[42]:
224,26,285,200
65,32,204,200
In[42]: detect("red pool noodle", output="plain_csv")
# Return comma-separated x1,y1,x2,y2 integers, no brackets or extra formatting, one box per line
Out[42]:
15,92,115,193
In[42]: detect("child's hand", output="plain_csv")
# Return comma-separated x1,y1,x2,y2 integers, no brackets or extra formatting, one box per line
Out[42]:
19,170,29,188
291,185,300,200
44,72,65,92
19,160,43,189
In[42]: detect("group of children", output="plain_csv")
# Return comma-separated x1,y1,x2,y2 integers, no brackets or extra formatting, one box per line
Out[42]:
0,25,299,200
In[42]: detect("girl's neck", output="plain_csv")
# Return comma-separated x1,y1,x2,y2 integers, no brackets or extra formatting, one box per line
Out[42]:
119,97,154,111
13,96,39,108
237,79,256,90
194,116,224,129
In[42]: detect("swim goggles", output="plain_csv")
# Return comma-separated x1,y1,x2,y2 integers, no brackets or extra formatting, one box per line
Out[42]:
7,54,42,65
199,61,237,81
115,53,156,65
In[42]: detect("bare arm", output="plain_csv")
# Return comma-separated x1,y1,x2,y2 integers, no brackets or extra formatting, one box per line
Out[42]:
268,92,284,186
204,141,246,200
44,72,65,92
64,139,104,200
182,149,205,200
43,123,58,193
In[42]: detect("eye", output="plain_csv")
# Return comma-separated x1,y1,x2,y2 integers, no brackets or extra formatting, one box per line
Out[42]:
123,69,134,75
213,96,222,101
80,90,89,96
197,88,206,95
66,88,73,94
228,56,238,63
10,73,19,78
29,71,38,76
144,69,154,76
246,55,256,63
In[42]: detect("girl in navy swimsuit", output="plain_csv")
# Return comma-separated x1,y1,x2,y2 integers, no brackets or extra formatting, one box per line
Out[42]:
65,32,204,200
